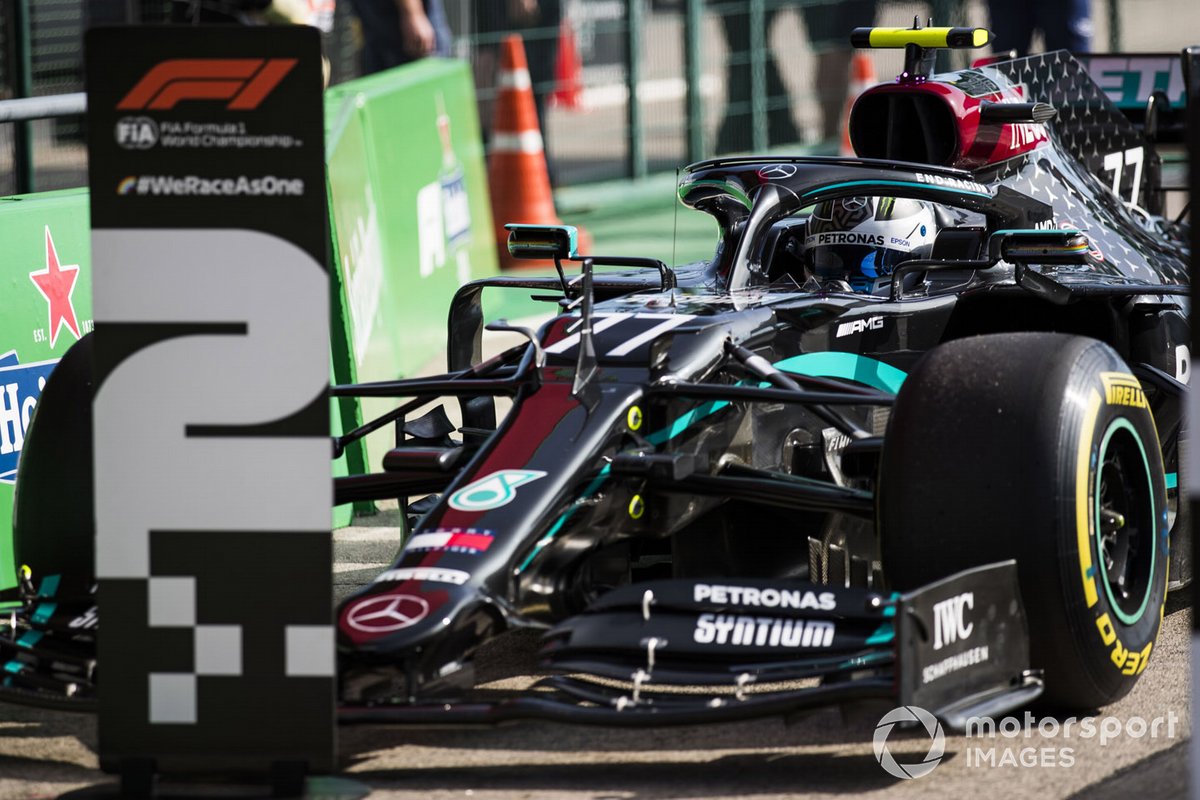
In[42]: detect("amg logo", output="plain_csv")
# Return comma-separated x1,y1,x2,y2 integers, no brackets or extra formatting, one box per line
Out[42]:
1100,372,1147,408
693,584,836,610
836,316,883,338
933,591,974,650
693,614,835,647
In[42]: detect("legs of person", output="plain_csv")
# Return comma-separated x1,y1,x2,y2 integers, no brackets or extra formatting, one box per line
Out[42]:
801,0,876,144
1036,0,1093,52
986,0,1036,55
349,0,406,74
425,0,454,57
716,5,752,152
764,9,801,146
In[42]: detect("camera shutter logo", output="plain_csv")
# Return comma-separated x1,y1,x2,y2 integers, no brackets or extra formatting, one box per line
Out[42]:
873,705,946,779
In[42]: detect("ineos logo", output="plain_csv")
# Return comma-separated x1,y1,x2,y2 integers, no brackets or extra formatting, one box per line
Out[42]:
757,164,797,180
346,594,430,633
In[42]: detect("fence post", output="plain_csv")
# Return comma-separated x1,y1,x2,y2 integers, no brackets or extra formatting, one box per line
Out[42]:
684,0,704,162
9,0,35,194
626,0,646,179
748,0,766,152
1107,0,1121,51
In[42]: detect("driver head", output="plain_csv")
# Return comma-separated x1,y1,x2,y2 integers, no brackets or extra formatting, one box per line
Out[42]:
805,197,938,292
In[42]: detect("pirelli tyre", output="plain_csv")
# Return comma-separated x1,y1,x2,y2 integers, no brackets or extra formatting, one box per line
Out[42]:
878,332,1168,709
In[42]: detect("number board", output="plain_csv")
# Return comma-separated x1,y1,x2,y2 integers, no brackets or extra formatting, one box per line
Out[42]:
85,27,334,777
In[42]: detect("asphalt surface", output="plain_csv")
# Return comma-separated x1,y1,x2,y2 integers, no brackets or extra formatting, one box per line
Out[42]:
0,583,1190,799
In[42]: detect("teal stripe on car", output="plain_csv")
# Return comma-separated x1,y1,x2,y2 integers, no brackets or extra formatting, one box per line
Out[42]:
38,574,60,598
806,179,992,199
866,621,895,645
17,631,43,649
1166,472,1177,490
774,352,908,394
30,603,56,625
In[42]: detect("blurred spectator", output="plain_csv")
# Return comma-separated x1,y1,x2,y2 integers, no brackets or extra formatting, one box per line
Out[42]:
714,6,799,153
799,0,878,144
986,0,1093,54
474,0,562,140
715,1,877,153
349,0,452,75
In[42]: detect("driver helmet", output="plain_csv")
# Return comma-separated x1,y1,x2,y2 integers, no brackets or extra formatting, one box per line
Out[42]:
805,197,938,291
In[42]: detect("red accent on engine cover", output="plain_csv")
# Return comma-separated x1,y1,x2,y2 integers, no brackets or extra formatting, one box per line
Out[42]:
848,71,1049,170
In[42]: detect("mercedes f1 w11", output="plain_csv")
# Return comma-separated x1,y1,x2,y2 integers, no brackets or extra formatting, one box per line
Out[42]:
3,27,1193,728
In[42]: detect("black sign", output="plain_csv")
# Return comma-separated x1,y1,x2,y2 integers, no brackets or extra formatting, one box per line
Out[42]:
86,27,334,779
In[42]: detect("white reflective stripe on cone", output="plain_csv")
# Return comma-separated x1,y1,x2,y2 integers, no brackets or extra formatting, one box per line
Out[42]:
497,69,532,91
491,130,545,154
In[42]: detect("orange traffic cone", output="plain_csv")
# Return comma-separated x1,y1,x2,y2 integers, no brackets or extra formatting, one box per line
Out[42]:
840,54,878,157
551,18,585,110
488,35,589,269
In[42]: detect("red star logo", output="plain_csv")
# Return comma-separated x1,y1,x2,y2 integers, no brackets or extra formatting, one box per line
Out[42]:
29,226,81,349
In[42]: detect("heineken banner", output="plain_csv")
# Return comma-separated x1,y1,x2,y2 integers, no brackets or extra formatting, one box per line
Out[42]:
86,26,334,779
0,189,93,596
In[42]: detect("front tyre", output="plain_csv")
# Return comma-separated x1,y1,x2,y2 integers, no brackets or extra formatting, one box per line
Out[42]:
879,333,1168,709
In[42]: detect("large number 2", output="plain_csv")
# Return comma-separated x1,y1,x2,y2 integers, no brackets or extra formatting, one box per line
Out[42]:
92,228,330,579
92,228,330,723
1102,147,1144,208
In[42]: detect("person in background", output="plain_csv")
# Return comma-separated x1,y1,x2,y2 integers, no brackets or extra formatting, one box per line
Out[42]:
473,0,562,142
714,0,877,154
714,6,800,153
986,0,1093,54
798,0,878,146
350,0,453,75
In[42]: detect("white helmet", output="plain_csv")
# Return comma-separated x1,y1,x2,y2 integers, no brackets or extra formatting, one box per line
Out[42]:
805,197,938,291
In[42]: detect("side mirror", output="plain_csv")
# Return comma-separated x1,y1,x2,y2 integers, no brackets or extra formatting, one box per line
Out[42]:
988,229,1092,265
505,224,578,260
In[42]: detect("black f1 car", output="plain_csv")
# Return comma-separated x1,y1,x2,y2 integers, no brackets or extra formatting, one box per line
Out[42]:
2,26,1193,729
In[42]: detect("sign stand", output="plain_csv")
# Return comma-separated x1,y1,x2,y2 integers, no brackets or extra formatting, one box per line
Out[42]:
85,26,336,796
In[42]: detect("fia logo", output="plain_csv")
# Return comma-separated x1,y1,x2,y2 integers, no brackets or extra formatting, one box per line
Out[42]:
115,116,159,150
932,592,974,650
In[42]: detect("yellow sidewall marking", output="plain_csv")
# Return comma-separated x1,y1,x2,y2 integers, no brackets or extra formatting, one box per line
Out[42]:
1076,388,1101,608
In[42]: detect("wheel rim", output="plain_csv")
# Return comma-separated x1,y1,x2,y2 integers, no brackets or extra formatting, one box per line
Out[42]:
1094,418,1156,625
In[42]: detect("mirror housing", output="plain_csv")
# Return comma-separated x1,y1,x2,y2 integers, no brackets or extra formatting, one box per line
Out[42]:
505,224,579,260
988,229,1092,265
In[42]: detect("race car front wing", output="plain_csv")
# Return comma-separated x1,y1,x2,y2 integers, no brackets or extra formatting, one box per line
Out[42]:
339,560,1042,731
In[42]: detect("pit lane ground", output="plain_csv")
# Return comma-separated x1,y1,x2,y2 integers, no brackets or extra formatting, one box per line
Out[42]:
0,533,1190,800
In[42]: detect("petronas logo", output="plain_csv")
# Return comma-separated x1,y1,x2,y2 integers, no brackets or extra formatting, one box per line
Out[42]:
448,469,548,511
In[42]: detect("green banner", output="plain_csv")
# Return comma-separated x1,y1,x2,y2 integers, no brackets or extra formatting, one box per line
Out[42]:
0,189,93,593
325,59,499,477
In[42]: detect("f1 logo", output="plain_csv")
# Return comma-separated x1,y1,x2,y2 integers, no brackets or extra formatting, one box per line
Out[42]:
117,58,297,111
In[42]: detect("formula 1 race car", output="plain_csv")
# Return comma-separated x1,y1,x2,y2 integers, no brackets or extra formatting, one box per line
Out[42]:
2,26,1193,728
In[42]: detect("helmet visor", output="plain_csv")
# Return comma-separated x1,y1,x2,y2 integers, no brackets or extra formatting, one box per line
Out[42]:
809,245,909,280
